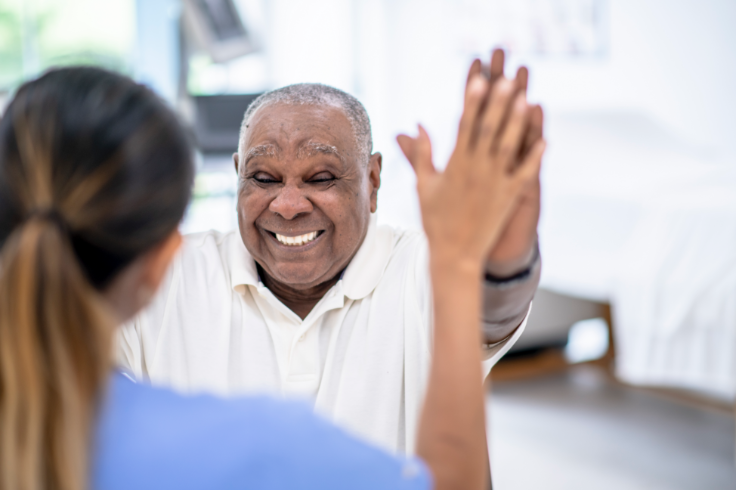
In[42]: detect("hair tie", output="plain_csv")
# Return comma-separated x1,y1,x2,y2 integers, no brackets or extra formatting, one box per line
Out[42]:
26,208,69,232
23,208,132,288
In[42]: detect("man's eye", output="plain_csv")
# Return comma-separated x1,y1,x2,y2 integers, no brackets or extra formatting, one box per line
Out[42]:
309,173,335,183
253,174,278,184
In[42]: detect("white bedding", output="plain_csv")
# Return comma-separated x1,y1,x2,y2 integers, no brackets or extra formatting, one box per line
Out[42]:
539,112,736,399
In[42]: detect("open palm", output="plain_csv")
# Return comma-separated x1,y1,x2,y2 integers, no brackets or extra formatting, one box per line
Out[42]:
397,73,545,271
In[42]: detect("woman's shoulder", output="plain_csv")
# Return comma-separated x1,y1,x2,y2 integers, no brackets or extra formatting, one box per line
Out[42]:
94,373,430,490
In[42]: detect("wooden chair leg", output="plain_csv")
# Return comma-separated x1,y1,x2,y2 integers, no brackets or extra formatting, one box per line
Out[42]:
591,302,616,375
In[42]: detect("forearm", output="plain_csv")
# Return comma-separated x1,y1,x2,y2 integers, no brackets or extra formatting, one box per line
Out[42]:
416,258,488,490
401,52,545,490
481,244,541,343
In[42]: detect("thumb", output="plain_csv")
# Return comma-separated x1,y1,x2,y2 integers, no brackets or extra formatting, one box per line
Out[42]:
396,134,417,163
513,139,545,192
397,126,436,179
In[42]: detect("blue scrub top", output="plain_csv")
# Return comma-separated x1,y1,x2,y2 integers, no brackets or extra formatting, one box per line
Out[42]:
93,373,431,490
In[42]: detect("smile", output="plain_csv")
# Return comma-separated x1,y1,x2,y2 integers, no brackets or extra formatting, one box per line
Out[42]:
274,231,321,247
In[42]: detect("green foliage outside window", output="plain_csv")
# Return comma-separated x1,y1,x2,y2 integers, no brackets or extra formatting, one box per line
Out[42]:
0,0,135,91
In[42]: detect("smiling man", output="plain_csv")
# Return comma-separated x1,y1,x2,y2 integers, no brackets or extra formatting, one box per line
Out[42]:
118,59,543,455
237,99,379,319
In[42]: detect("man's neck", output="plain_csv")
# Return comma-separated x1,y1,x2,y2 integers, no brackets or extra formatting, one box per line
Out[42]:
257,263,342,320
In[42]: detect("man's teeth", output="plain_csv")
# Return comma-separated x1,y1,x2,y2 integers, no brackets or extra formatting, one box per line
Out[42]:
275,231,319,246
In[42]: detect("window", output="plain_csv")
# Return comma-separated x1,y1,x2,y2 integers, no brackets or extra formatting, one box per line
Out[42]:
0,0,135,91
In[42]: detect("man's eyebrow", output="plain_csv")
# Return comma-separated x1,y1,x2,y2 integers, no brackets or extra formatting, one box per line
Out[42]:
296,142,344,163
244,144,281,166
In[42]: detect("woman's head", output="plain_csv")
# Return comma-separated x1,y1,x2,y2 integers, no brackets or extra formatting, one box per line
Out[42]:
0,67,193,490
0,66,194,299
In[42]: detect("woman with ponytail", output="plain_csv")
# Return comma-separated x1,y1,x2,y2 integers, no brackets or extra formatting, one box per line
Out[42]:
0,63,543,490
0,67,192,490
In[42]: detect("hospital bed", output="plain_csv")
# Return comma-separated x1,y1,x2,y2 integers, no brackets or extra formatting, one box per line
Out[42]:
527,111,736,401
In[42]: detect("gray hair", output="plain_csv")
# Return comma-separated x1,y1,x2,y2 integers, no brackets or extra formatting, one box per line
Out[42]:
238,83,373,164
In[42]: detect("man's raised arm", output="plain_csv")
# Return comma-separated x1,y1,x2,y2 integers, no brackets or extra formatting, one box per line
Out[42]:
473,49,544,345
482,240,541,345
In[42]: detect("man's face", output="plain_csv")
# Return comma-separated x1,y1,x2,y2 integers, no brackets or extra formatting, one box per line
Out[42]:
235,103,381,290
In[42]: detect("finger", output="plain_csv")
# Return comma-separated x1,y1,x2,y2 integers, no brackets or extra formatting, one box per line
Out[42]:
489,48,505,84
533,104,544,139
519,104,544,162
466,59,482,88
465,60,490,127
515,66,529,93
415,125,436,177
457,75,489,151
496,93,529,171
396,134,416,162
513,139,546,190
397,134,426,180
477,77,515,154
397,128,435,180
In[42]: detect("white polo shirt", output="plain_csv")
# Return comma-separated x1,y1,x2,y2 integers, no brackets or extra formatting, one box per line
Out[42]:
117,216,528,454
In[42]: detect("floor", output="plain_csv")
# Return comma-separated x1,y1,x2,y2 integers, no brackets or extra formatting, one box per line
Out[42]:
487,365,736,490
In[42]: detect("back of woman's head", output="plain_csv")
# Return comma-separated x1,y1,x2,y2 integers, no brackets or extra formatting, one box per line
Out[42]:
0,67,193,490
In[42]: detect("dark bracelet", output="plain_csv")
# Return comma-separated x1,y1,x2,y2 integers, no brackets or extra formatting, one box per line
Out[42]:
484,244,539,285
481,330,516,349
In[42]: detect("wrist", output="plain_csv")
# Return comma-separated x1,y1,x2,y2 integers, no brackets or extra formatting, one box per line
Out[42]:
485,240,538,279
430,254,484,282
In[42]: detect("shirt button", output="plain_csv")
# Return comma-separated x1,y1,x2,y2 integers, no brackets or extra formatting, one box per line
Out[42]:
299,334,305,341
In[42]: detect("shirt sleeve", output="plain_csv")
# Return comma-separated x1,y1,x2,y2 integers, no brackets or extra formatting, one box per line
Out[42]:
481,244,541,344
95,378,433,490
481,303,531,373
278,405,433,490
412,232,539,368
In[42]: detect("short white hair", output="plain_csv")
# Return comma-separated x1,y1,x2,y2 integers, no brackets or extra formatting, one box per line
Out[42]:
238,83,373,164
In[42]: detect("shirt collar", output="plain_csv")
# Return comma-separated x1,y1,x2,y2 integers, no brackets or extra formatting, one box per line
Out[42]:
227,213,394,300
342,213,394,300
228,233,260,290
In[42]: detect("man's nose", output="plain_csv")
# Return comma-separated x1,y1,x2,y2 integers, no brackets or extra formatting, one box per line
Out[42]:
269,184,313,220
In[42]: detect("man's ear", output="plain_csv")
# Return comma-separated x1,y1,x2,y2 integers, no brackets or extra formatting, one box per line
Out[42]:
233,152,240,174
368,152,382,213
142,231,182,294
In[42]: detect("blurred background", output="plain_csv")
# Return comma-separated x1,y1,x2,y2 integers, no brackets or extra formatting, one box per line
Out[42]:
1,0,735,488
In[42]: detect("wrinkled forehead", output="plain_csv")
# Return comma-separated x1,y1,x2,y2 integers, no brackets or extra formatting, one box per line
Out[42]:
240,102,359,160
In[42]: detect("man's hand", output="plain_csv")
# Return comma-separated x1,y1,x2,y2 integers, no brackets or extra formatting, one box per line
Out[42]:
479,50,544,278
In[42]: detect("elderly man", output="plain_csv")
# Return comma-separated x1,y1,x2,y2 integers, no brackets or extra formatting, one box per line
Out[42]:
118,52,542,455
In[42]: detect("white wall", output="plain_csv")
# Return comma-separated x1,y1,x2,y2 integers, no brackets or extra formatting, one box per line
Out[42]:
213,0,736,231
521,0,736,150
264,0,357,92
346,0,736,228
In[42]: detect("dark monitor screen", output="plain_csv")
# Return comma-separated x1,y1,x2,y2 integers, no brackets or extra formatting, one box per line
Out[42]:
193,94,262,154
196,0,247,42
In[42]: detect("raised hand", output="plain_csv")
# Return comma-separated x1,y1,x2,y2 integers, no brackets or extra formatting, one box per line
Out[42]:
397,61,546,490
483,49,545,276
397,68,545,273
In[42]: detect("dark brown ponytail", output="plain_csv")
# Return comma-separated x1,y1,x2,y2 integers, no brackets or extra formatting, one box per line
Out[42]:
0,67,193,490
0,217,112,490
